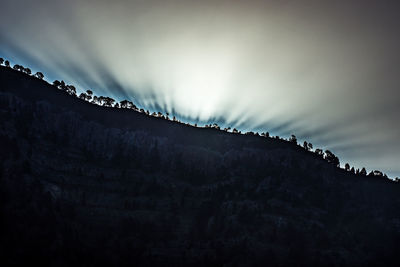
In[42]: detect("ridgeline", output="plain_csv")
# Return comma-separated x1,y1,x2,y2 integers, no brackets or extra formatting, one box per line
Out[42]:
0,63,399,266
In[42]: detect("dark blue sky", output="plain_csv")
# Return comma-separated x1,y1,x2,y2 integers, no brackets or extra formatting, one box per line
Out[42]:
1,0,400,177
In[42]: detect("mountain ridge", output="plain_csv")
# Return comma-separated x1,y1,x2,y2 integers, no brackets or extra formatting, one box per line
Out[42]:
0,64,399,266
1,64,389,178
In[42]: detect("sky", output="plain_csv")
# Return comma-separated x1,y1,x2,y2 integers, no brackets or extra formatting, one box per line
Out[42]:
1,0,399,177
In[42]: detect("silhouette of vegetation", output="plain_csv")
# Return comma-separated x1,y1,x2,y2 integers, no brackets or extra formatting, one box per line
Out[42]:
303,141,308,150
65,85,76,96
324,150,340,167
261,131,269,137
79,90,93,101
360,167,367,176
1,57,400,267
345,163,350,171
120,99,137,110
34,72,44,79
0,57,394,180
315,148,324,158
289,134,297,144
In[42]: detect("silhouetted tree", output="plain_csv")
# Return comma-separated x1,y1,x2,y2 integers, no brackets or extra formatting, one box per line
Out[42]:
66,85,76,96
126,100,133,109
315,149,324,158
13,65,26,72
125,101,137,110
114,102,120,108
0,58,3,65
307,143,313,151
34,72,44,79
97,96,105,105
92,96,99,105
368,170,384,177
86,90,93,100
79,92,92,101
345,163,350,171
53,80,61,87
360,167,367,176
232,128,238,133
4,60,10,67
24,68,31,75
212,123,220,129
101,97,115,107
324,150,340,167
55,80,66,90
289,135,297,144
350,167,355,173
303,141,309,151
120,100,129,108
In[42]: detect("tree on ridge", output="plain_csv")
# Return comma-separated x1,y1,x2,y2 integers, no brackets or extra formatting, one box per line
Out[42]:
35,72,44,79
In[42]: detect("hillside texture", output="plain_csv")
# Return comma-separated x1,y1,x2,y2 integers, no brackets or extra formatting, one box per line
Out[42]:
1,66,399,266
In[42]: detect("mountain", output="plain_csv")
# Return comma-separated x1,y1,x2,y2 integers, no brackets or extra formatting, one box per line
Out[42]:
0,65,399,266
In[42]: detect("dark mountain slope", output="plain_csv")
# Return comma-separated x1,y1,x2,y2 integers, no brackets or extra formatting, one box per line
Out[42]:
0,66,399,266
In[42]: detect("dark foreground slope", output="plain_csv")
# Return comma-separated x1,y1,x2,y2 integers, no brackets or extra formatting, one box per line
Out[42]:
0,66,399,266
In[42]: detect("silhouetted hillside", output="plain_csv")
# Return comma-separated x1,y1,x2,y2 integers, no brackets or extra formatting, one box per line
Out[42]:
0,65,399,266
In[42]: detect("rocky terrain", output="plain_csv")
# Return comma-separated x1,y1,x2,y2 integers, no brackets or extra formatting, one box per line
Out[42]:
1,66,399,266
